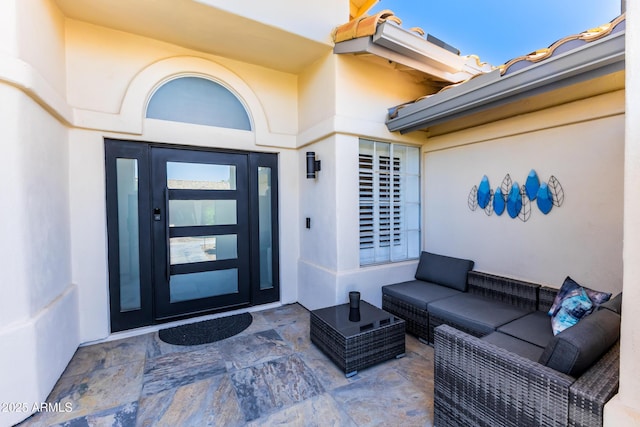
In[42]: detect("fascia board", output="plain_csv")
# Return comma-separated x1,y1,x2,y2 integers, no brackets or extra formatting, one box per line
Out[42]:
387,30,625,133
371,21,470,74
333,37,468,82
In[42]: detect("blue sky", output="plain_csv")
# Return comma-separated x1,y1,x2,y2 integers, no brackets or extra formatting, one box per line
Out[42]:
368,1,622,66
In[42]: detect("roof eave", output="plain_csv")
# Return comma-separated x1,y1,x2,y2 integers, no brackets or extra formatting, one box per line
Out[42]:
386,28,625,134
334,21,487,83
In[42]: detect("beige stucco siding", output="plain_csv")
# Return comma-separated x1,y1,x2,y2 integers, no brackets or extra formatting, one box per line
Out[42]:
423,91,624,294
65,19,300,138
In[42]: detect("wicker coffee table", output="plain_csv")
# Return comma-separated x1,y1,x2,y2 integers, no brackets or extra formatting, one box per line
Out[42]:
310,300,405,377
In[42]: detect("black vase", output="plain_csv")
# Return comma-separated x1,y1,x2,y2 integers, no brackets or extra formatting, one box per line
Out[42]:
349,291,360,309
348,291,361,322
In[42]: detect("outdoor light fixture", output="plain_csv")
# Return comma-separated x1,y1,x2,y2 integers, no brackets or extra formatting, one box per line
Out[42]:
306,151,321,179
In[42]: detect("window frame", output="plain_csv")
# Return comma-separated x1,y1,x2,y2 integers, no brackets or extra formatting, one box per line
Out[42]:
359,139,421,266
146,76,252,130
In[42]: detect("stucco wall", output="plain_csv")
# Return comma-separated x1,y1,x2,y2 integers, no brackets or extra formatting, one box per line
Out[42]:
297,53,429,147
296,50,428,310
298,53,338,136
14,0,66,95
335,55,432,128
65,19,299,139
0,1,17,56
0,1,79,425
0,86,78,427
196,0,345,44
423,91,624,293
604,2,640,424
297,132,422,310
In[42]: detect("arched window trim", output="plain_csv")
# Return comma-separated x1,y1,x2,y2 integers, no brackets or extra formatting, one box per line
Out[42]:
145,73,254,131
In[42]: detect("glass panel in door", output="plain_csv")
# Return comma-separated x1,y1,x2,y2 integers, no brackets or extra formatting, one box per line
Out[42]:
168,199,237,227
116,158,142,311
152,148,250,319
170,269,239,303
258,166,274,290
166,162,236,190
169,234,238,264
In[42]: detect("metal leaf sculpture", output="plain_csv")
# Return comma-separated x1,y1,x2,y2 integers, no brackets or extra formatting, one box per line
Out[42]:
468,185,478,211
469,172,563,220
493,187,506,215
548,175,564,207
501,174,512,199
524,169,540,201
477,175,492,209
536,183,553,214
518,185,532,222
484,190,494,216
507,182,522,218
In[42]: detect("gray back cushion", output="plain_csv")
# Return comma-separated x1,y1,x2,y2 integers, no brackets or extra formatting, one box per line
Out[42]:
539,308,620,377
598,292,622,314
414,251,474,292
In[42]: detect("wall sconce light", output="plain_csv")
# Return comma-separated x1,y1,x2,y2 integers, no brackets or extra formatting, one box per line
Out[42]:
306,151,321,179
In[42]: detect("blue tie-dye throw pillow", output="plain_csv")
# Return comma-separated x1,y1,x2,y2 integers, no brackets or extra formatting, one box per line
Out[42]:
548,276,612,317
551,287,594,335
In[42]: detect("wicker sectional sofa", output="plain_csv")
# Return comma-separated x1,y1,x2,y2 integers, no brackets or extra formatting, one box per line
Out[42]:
381,251,622,427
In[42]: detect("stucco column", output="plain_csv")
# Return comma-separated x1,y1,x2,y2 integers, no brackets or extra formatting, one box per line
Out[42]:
604,2,640,425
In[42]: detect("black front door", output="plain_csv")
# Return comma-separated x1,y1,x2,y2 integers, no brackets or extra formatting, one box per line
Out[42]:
105,139,279,331
151,147,251,319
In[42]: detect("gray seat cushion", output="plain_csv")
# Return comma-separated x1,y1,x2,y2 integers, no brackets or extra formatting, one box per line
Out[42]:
539,308,621,377
428,293,532,336
481,331,545,362
497,311,554,348
414,251,474,292
382,280,461,310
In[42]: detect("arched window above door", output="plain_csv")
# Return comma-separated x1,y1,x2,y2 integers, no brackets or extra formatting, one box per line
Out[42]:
146,76,252,130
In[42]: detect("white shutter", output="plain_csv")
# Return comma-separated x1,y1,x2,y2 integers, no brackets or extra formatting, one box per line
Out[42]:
359,140,419,265
359,152,374,251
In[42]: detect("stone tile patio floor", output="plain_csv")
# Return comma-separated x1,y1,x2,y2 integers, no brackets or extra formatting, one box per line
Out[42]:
17,303,435,427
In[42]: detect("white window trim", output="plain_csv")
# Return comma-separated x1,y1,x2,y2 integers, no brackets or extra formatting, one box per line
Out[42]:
359,139,420,266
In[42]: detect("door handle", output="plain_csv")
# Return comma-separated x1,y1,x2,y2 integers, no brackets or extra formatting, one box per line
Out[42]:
153,208,161,221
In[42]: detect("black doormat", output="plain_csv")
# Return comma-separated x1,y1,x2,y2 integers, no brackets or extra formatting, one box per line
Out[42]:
158,312,253,346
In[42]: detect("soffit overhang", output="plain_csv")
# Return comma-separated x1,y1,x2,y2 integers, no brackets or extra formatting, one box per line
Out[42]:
387,15,626,134
53,0,332,74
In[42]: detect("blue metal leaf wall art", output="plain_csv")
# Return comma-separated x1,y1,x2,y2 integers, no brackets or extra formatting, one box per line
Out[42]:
484,189,494,216
507,182,522,218
477,175,491,209
548,176,565,207
536,183,553,214
518,185,532,222
501,174,512,198
469,172,563,221
468,185,478,211
525,169,540,201
493,187,506,215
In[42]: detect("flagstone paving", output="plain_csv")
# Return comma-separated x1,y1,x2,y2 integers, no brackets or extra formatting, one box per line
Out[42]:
17,303,434,427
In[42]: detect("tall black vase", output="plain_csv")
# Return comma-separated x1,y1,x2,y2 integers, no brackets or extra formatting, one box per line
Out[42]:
348,291,361,322
349,291,360,309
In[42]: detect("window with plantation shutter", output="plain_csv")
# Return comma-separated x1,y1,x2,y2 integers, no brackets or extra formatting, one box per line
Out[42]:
359,139,420,265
